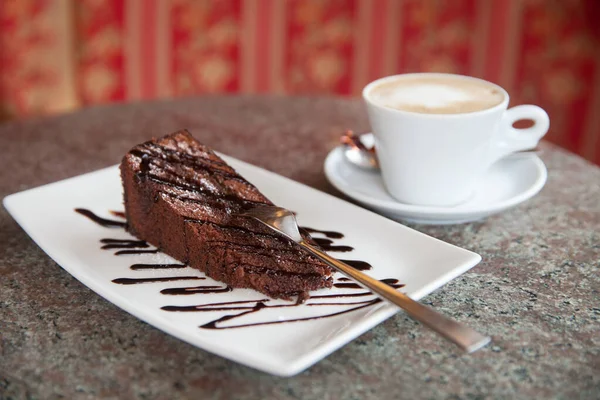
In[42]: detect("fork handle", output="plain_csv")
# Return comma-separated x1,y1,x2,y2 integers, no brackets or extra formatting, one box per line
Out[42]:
299,241,491,353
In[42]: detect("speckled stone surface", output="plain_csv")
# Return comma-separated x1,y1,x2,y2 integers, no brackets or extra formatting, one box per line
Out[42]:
1,96,599,400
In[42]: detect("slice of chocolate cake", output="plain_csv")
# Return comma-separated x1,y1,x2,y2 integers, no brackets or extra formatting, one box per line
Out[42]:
120,130,333,299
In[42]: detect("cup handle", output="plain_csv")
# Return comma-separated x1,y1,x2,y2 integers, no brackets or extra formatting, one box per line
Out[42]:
491,105,550,162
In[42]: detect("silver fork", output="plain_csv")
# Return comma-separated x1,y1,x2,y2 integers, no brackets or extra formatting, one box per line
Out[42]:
240,205,491,353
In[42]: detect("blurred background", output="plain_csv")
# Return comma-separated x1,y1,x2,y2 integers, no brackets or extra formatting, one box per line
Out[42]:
1,0,599,164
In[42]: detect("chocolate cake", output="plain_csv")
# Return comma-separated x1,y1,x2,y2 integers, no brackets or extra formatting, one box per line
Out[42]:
120,130,333,299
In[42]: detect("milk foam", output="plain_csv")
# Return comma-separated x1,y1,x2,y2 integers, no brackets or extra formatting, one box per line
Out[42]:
369,77,504,114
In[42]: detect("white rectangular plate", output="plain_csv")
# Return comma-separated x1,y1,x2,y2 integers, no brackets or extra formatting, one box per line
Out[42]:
3,155,481,376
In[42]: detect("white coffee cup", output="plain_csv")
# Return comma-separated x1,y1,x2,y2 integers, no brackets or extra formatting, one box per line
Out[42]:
363,73,550,207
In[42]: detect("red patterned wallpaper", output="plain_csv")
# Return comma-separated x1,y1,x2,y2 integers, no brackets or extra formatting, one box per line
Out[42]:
0,0,599,164
285,0,356,94
0,0,74,116
171,0,241,95
74,0,126,104
398,0,478,75
512,0,599,158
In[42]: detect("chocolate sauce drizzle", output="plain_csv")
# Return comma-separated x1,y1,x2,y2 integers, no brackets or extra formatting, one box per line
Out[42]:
161,285,233,295
76,208,404,330
300,227,344,239
115,249,160,256
113,276,205,285
338,259,372,271
128,145,268,208
110,210,126,218
100,238,149,250
161,278,403,329
130,263,187,270
333,282,363,289
75,208,126,228
310,237,354,253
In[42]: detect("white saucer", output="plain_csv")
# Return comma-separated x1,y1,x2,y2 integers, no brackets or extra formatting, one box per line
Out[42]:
324,139,547,225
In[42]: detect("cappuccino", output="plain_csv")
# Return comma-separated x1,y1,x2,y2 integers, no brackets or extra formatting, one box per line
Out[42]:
368,76,504,114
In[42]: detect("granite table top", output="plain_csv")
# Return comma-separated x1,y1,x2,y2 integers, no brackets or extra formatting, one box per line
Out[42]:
1,96,598,400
